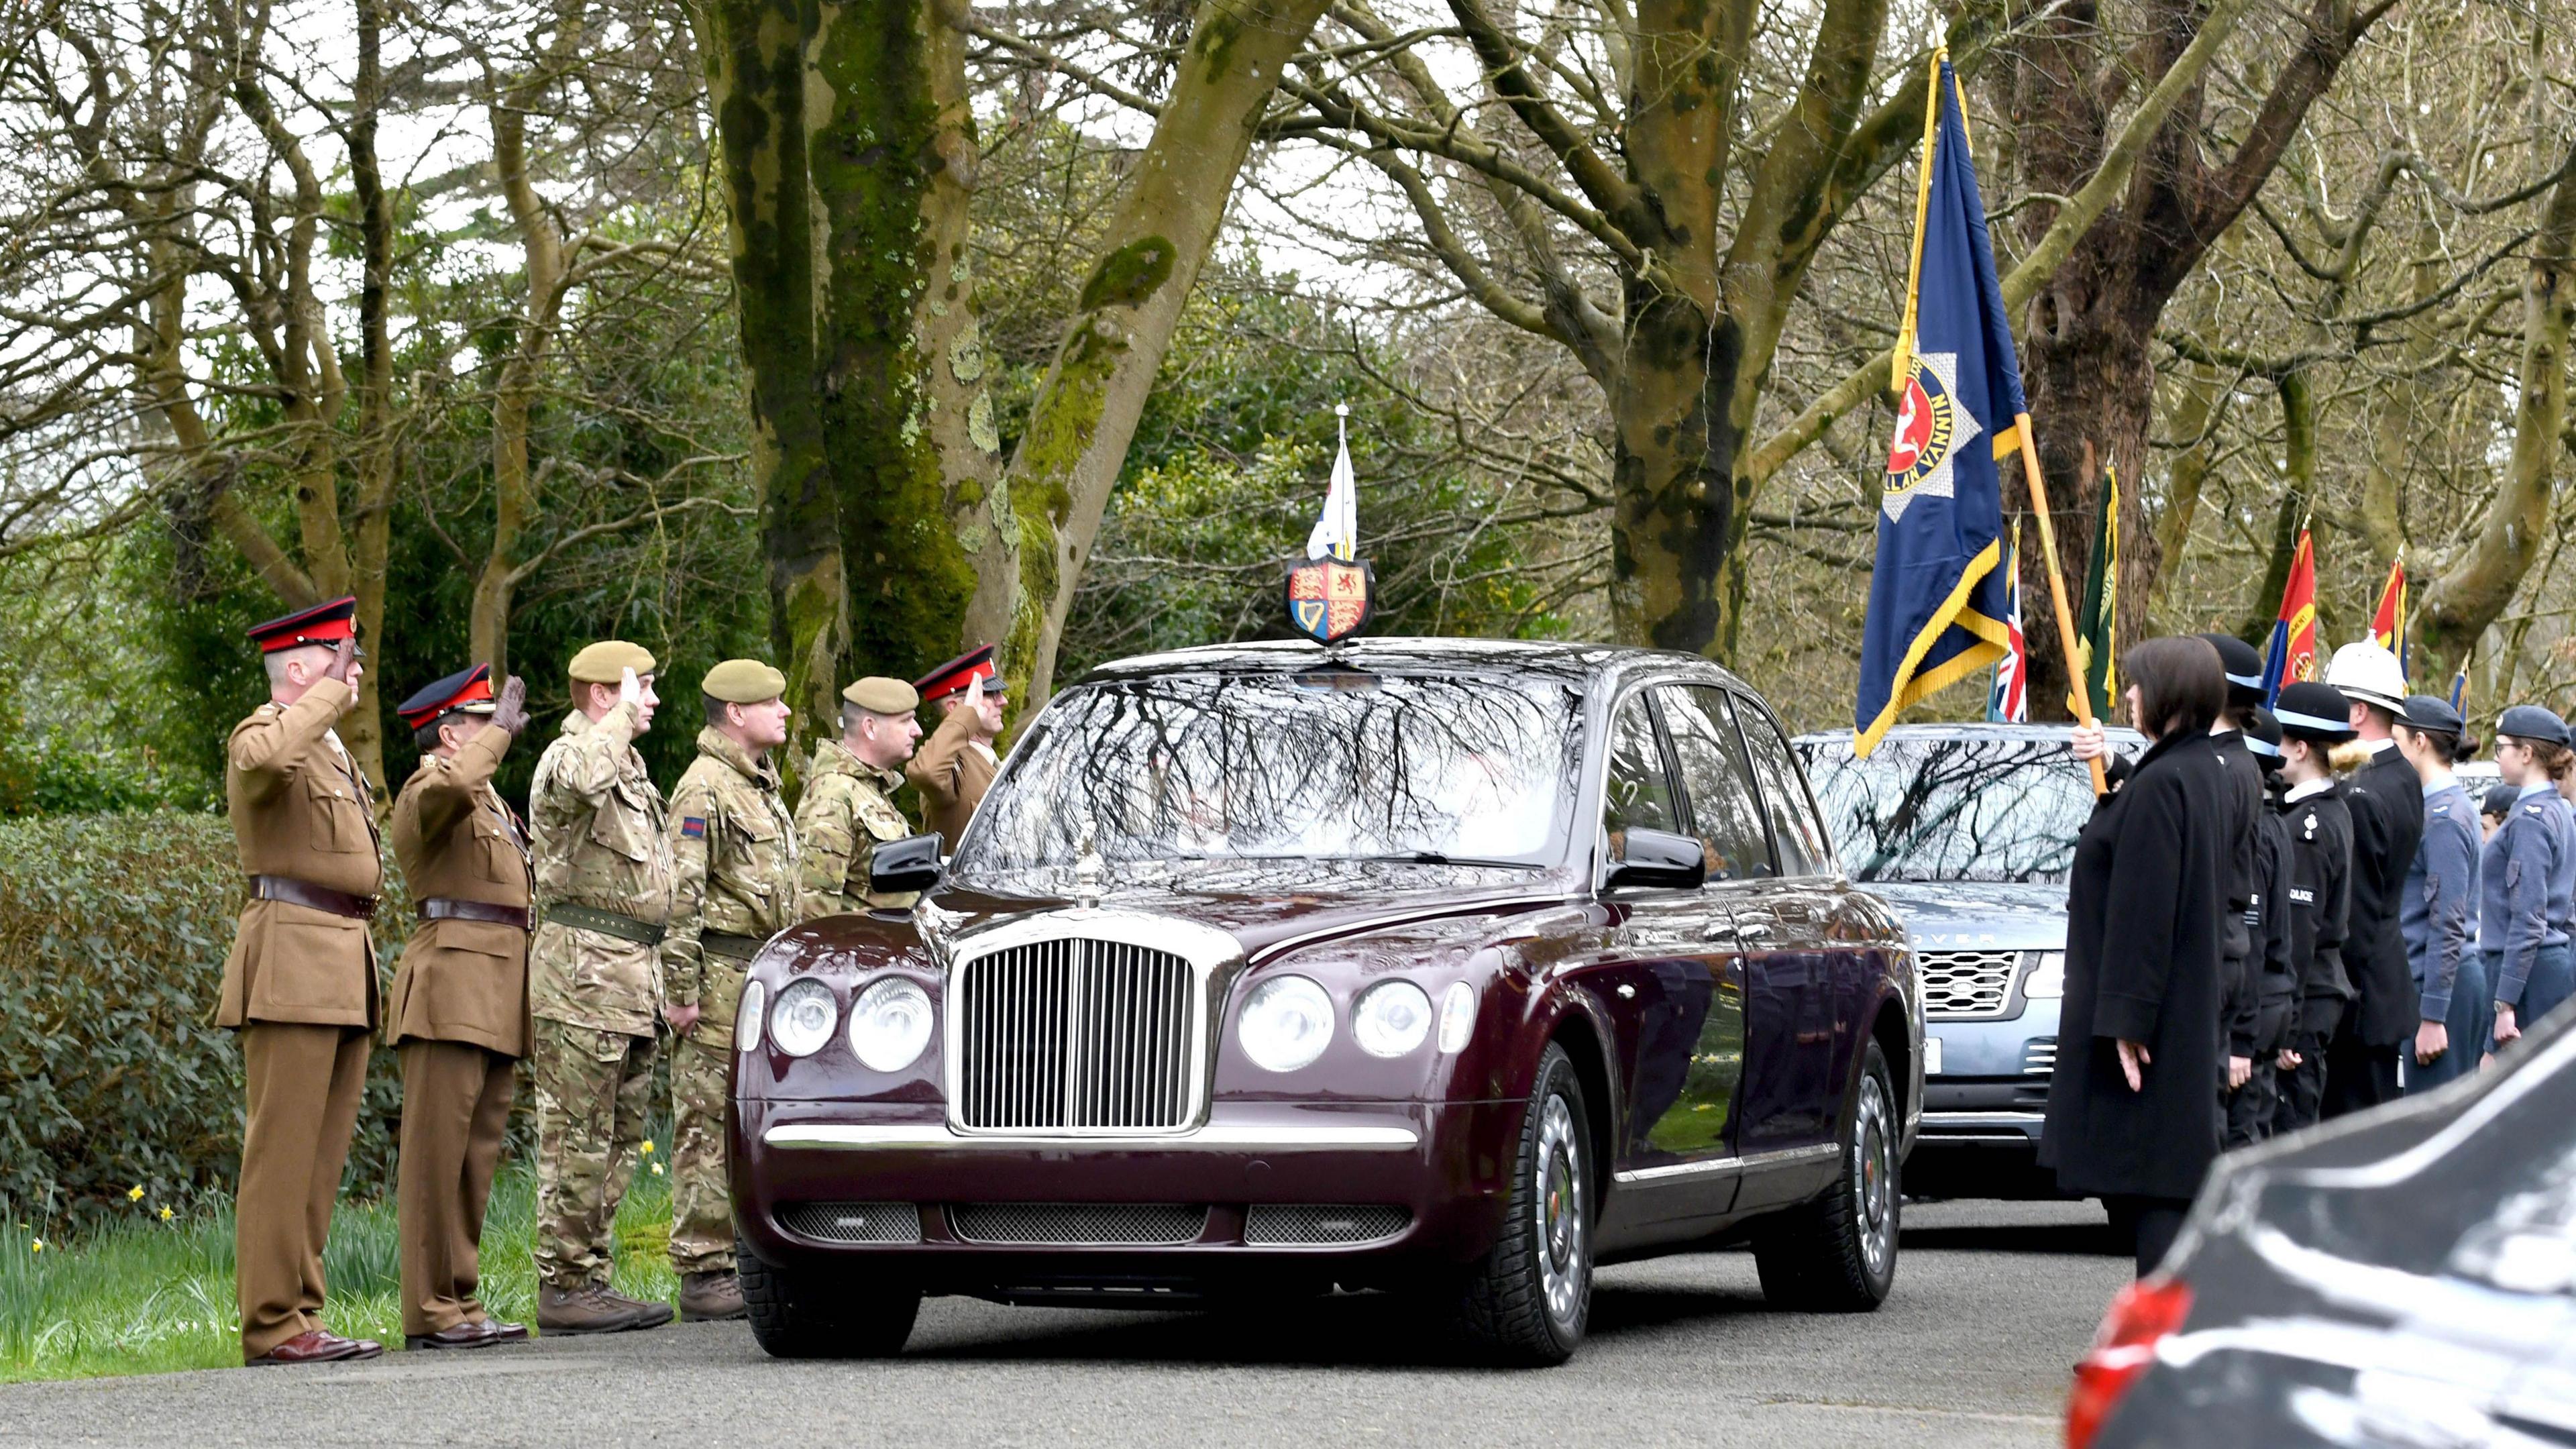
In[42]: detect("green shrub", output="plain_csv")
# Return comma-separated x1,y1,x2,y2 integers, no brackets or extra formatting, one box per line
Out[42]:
0,812,418,1226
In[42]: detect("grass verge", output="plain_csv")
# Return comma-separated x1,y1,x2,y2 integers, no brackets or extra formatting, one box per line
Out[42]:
1,1157,680,1382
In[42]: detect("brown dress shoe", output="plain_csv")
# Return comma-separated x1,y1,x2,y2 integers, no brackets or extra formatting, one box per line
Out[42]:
678,1271,747,1322
538,1283,673,1335
404,1322,499,1351
483,1320,530,1342
248,1328,385,1366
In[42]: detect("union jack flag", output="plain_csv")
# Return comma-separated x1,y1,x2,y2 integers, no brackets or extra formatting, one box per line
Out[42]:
1987,522,2027,723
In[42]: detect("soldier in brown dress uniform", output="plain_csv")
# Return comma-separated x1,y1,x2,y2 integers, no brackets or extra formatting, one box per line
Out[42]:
219,596,385,1366
388,665,533,1350
909,645,1006,851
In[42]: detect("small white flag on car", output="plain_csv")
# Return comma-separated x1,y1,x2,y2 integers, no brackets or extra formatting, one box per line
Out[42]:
1305,404,1358,561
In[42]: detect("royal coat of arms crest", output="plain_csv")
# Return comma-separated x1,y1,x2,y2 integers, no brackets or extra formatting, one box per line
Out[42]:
1285,558,1375,643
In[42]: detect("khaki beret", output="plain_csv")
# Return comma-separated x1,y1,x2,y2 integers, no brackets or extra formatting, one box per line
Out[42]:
841,676,920,715
568,640,656,684
702,658,786,704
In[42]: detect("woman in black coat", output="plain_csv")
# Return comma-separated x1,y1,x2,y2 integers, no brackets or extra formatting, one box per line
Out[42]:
2041,635,2233,1276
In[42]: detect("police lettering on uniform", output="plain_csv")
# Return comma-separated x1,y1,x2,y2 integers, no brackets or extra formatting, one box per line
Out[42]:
2271,682,2356,1136
526,641,677,1335
221,597,385,1366
909,645,1006,851
2484,705,2576,1052
661,659,801,1321
388,665,534,1350
2393,694,2482,1092
799,676,926,916
2317,643,2425,1117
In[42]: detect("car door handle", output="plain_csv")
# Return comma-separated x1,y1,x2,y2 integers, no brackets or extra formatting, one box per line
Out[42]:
1703,920,1743,944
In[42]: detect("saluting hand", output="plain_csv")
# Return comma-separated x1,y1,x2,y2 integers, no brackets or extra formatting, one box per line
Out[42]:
619,666,641,709
491,674,530,737
323,633,359,684
2116,1038,2151,1092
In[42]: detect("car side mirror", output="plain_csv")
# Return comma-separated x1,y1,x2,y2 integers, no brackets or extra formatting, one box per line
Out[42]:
1607,827,1707,892
869,833,944,896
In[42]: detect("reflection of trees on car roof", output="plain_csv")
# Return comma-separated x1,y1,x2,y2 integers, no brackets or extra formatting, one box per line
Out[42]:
1799,737,2095,883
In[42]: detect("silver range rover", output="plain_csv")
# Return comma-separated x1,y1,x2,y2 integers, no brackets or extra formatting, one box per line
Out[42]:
1792,722,2141,1199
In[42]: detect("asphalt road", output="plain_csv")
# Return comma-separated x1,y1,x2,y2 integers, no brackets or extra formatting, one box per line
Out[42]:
0,1199,2125,1448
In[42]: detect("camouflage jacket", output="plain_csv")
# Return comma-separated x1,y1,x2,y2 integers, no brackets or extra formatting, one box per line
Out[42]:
527,702,674,1035
663,728,799,1034
796,739,917,916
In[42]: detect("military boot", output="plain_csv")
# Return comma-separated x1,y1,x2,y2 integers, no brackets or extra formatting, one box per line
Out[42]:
538,1283,674,1335
678,1271,747,1322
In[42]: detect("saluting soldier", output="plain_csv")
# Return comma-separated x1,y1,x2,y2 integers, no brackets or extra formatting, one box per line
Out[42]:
910,645,1006,851
388,665,533,1351
799,676,924,916
526,642,676,1335
220,597,384,1366
660,659,800,1320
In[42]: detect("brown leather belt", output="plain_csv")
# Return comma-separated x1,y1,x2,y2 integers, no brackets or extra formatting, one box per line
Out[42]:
250,874,378,921
701,930,767,963
419,898,531,930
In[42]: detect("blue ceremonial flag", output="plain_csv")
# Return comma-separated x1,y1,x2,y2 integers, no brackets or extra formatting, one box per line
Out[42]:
1855,55,2021,756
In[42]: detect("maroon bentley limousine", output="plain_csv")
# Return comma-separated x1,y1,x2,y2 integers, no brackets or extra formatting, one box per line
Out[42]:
727,639,1922,1364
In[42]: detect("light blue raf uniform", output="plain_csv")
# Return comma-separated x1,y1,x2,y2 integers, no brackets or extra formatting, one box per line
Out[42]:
2402,775,2482,1089
2481,762,2576,1038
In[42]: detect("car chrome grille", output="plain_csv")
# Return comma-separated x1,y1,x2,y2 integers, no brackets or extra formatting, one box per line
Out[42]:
2024,1038,2057,1075
948,1203,1207,1246
1917,949,2021,1019
954,938,1197,1132
776,1201,922,1244
1243,1204,1411,1245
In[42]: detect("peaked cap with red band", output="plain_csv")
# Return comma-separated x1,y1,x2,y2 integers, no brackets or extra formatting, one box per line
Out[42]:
396,664,496,730
247,596,360,654
914,644,1003,703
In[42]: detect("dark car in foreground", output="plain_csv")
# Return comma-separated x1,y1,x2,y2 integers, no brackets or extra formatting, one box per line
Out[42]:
2071,1010,2576,1448
729,638,1922,1364
1795,723,2141,1198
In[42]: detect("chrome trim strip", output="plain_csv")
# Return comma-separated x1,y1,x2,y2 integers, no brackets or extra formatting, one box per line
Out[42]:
763,1122,1421,1151
1920,1110,2047,1126
1609,1142,1837,1185
1246,893,1572,965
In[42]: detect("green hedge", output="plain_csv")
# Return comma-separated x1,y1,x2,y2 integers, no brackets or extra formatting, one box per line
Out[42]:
0,812,417,1226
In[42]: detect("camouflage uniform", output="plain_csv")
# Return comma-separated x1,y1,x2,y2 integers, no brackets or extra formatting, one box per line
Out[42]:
526,700,674,1290
663,727,800,1275
796,738,918,916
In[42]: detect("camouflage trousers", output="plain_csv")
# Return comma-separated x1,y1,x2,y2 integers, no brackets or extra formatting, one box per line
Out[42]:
665,1026,734,1274
531,1016,657,1289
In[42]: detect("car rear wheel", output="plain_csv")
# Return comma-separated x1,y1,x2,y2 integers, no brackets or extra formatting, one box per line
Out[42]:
1452,1042,1593,1366
738,1235,920,1358
1751,1040,1899,1312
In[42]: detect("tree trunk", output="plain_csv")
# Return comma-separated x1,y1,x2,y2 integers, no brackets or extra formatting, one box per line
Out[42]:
346,0,397,792
994,0,1335,710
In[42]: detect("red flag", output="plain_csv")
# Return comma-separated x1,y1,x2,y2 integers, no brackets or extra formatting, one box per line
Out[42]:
2259,530,2318,704
2369,558,2408,681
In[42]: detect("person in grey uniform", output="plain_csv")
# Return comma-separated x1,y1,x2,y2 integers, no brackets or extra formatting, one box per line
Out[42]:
2485,705,2576,1053
2396,694,2482,1091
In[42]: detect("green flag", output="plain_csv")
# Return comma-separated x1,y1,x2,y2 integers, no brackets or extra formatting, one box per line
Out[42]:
2065,467,2117,721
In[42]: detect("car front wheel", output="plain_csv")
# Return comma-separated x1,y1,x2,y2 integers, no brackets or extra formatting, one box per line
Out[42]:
738,1235,921,1358
1452,1042,1593,1366
1751,1040,1900,1311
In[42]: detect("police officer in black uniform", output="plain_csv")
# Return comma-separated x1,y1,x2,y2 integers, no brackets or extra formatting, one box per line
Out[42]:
2231,706,2296,1145
2271,682,2357,1135
2196,635,2267,1134
2320,643,2426,1116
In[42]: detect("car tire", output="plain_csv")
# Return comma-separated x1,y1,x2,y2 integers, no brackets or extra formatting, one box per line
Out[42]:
1453,1042,1593,1366
1752,1040,1900,1313
737,1235,920,1358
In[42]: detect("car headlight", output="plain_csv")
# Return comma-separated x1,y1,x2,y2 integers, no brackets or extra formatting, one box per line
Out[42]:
847,976,934,1073
1353,980,1434,1057
1237,975,1334,1072
736,979,767,1053
1438,981,1478,1053
2024,951,2066,1000
768,977,838,1057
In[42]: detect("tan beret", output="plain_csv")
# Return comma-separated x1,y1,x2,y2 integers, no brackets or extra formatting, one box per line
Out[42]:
841,676,920,715
568,640,656,684
702,658,786,704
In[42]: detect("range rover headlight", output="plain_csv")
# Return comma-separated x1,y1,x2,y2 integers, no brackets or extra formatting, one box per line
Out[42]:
1238,975,1334,1072
768,977,838,1057
847,976,934,1073
2024,951,2066,1000
736,979,767,1053
1353,980,1434,1057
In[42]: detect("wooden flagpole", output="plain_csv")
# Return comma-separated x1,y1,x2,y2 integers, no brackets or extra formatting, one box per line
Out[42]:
2012,413,2110,796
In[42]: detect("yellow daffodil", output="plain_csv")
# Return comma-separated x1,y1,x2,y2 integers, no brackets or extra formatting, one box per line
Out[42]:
641,1140,655,1155
159,1206,174,1222
650,1163,664,1176
30,1240,43,1253
128,1185,145,1201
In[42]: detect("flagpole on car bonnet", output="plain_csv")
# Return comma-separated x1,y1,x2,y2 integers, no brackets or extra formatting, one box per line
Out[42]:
2013,422,2109,796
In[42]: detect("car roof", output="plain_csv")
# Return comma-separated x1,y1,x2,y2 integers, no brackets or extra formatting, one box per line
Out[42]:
1074,637,1756,694
1793,721,2151,745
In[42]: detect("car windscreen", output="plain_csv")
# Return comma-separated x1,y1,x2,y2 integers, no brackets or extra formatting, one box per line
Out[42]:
1792,734,2096,883
952,670,1581,888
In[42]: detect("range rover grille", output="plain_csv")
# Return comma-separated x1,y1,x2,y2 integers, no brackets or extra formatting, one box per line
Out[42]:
954,938,1196,1131
1917,949,2021,1019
